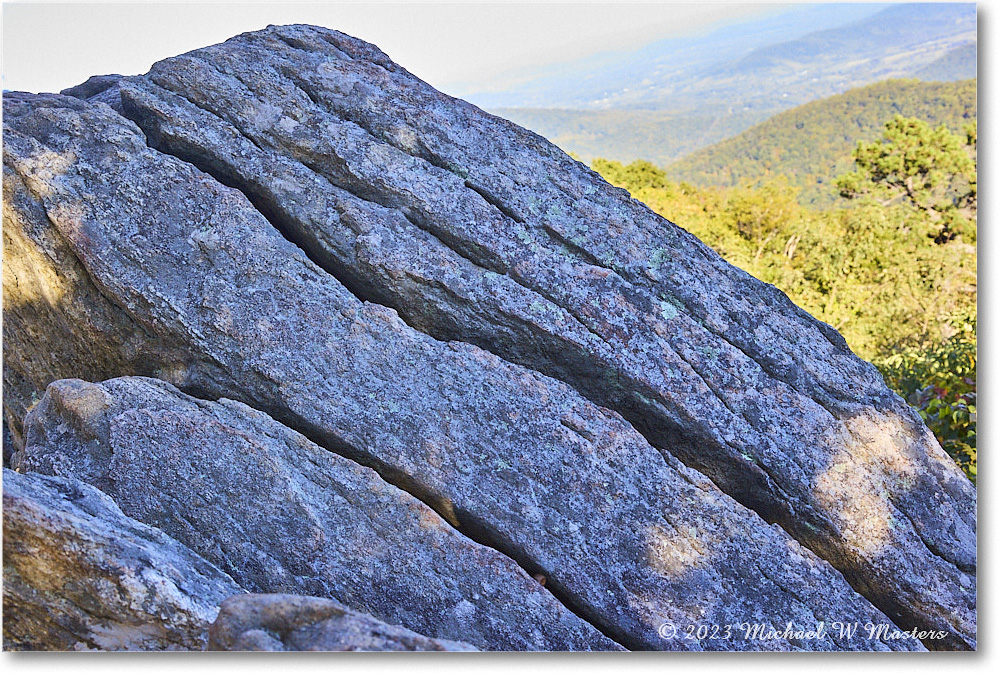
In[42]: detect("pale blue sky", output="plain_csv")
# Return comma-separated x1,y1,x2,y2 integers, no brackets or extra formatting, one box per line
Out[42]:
2,1,790,95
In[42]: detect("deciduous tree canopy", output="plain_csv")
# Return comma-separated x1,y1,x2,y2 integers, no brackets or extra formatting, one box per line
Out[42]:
836,115,977,243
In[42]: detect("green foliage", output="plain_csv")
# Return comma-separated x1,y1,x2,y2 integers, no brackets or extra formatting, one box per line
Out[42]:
836,115,977,243
666,79,977,206
591,159,669,190
873,314,977,482
594,157,976,481
723,180,801,259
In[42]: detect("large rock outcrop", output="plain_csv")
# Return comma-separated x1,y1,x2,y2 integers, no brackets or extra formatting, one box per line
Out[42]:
3,468,243,650
208,594,478,651
2,23,974,650
3,92,921,652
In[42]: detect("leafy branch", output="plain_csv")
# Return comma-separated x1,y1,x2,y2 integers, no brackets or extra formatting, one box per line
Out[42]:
835,115,976,243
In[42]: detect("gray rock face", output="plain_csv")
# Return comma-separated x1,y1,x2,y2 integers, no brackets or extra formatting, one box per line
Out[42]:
3,468,243,651
0,22,973,651
111,25,974,649
209,594,478,651
14,376,617,651
2,92,924,652
2,132,168,446
3,419,15,466
61,74,123,102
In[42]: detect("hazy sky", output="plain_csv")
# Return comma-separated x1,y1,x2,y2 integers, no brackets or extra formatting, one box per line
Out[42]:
2,1,791,95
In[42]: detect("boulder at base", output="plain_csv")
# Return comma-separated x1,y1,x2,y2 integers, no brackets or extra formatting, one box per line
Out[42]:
3,468,243,651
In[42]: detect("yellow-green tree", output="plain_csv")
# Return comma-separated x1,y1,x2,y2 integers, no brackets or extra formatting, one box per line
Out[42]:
836,115,976,243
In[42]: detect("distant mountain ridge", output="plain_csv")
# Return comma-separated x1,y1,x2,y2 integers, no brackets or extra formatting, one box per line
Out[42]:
488,107,771,167
471,3,974,112
465,3,894,110
665,78,977,205
912,42,977,81
697,3,976,109
482,3,975,167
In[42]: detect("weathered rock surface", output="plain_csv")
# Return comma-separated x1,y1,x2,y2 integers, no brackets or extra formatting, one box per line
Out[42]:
209,594,478,651
61,74,124,104
3,419,15,466
1,92,926,652
3,468,243,650
2,109,183,447
109,25,974,649
13,376,617,651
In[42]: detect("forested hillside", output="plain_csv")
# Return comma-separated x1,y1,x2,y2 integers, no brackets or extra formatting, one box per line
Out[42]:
594,114,977,480
489,107,769,167
666,79,977,205
912,43,978,81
